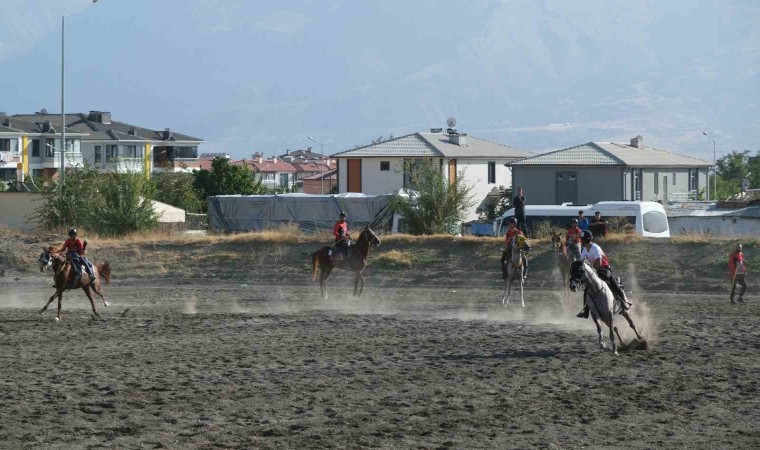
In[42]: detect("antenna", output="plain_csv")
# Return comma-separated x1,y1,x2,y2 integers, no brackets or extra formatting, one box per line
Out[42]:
447,117,456,128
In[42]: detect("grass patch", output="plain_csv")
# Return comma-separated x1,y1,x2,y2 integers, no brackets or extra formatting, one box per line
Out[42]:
375,250,413,268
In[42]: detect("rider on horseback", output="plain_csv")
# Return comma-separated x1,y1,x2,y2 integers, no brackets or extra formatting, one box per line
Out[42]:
501,217,531,280
58,228,95,288
565,218,583,259
576,229,632,318
329,211,352,258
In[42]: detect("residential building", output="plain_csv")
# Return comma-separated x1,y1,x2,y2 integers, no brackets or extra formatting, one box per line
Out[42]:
240,155,298,189
508,136,711,205
279,147,330,163
331,129,533,221
301,169,337,194
1,113,86,182
13,111,203,176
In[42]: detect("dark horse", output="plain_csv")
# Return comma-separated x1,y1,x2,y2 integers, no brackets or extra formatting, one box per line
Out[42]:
311,227,381,299
39,247,112,320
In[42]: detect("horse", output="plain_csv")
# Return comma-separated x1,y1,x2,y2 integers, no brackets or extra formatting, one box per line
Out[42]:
569,260,644,355
39,247,111,321
311,227,381,299
501,239,526,307
552,231,581,301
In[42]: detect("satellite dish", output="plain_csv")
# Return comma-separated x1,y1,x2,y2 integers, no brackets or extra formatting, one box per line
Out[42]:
447,117,456,128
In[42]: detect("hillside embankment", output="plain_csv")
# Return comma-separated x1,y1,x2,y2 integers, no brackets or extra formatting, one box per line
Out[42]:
1,228,755,294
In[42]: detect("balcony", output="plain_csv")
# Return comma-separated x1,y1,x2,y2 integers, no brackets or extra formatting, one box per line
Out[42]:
0,152,21,168
42,151,84,168
104,157,144,173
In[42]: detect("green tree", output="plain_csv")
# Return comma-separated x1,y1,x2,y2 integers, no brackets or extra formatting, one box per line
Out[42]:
151,172,204,213
96,173,159,236
715,150,757,200
389,158,474,235
34,164,104,229
193,158,264,210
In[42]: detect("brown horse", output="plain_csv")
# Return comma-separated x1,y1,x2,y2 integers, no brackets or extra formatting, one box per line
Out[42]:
552,231,581,302
311,227,381,299
39,247,111,320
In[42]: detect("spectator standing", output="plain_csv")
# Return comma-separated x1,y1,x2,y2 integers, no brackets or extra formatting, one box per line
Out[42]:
589,211,608,237
513,187,528,236
729,243,748,305
577,210,590,231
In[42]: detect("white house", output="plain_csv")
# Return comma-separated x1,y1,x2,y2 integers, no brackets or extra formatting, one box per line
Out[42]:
13,111,204,176
332,130,533,221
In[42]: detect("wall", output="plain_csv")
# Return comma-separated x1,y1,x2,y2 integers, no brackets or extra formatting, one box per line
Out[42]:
303,178,337,195
0,193,43,231
361,157,405,194
457,159,512,221
512,166,625,205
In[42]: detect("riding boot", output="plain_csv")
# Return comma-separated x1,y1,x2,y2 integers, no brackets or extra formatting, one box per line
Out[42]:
69,273,81,289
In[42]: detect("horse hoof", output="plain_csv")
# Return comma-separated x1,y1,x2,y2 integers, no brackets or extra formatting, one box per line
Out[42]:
103,301,109,307
55,317,60,322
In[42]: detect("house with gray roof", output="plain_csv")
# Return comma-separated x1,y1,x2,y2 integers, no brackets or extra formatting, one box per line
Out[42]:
508,136,711,205
331,129,533,221
13,110,203,175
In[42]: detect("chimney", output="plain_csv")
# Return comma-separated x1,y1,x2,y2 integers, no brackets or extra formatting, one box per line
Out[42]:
630,135,643,148
272,156,277,163
2,118,9,128
128,127,136,135
448,132,468,147
163,128,172,140
42,120,52,132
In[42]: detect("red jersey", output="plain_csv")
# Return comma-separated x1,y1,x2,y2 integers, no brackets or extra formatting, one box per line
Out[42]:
504,228,523,245
565,226,582,244
728,251,746,276
333,221,348,241
63,237,85,256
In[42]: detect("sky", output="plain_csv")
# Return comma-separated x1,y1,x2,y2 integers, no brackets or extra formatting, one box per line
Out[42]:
1,0,758,162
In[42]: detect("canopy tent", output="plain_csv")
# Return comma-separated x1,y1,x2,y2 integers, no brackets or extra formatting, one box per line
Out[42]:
207,193,395,233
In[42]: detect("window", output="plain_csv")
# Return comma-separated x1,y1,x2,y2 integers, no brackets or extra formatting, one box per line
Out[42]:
123,145,141,158
94,146,102,163
45,139,56,157
488,161,496,184
654,172,659,195
0,139,9,152
32,140,40,157
263,173,276,181
643,211,669,234
64,139,75,153
380,161,390,171
106,145,118,162
279,173,290,187
672,173,676,185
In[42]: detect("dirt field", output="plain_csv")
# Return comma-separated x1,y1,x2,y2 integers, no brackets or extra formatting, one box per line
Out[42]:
1,275,758,449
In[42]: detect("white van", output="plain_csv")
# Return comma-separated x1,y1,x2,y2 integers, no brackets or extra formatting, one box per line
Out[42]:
494,201,670,238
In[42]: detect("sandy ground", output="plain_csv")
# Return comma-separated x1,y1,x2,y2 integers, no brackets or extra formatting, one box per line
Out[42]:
0,277,758,449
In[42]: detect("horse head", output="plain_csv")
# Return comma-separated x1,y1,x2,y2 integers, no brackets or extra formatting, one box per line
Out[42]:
568,260,587,292
551,232,563,252
567,242,582,261
39,247,54,272
362,226,382,248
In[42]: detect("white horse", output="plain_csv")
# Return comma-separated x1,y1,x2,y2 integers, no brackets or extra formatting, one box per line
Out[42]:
501,240,525,308
569,260,643,355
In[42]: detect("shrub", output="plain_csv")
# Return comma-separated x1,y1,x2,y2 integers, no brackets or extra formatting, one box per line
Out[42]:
33,165,104,229
152,172,204,213
389,159,474,235
193,158,265,211
96,173,159,236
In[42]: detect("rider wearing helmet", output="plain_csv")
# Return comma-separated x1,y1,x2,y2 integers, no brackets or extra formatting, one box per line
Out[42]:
564,218,583,259
329,211,352,258
58,228,95,288
501,217,531,280
576,229,632,318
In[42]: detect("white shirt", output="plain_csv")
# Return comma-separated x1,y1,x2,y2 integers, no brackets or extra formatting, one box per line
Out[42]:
581,243,608,267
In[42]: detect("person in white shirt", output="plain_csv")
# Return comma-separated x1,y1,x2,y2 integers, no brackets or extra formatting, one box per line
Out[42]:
577,230,632,318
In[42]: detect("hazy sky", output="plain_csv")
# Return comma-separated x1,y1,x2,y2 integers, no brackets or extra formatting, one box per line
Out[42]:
1,0,757,161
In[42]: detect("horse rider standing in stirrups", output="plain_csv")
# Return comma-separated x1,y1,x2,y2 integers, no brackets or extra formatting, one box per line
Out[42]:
576,229,632,318
59,228,95,288
501,217,531,280
729,243,748,304
329,211,352,258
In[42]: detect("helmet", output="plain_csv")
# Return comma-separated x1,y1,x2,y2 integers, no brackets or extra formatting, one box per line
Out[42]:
507,217,517,225
581,230,593,243
571,218,578,225
339,211,347,218
68,228,77,237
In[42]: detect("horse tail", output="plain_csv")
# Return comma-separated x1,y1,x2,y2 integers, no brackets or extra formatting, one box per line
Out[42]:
98,262,112,285
311,251,319,282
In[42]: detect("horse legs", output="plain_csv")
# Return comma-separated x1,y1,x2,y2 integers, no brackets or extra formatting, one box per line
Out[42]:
56,291,63,321
320,266,333,300
40,291,58,314
82,286,101,319
502,279,511,307
609,323,618,356
620,311,643,340
592,317,605,349
91,281,108,307
519,277,525,308
354,271,365,298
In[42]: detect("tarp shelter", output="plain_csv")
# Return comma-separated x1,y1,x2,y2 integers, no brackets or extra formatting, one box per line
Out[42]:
207,193,395,233
666,202,760,236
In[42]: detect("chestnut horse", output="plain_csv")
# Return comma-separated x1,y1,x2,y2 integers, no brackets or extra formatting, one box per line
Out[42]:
311,227,381,299
39,247,111,320
552,231,581,302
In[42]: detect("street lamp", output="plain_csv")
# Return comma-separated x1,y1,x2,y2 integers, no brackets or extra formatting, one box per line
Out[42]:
61,0,100,185
703,131,716,201
307,136,326,194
